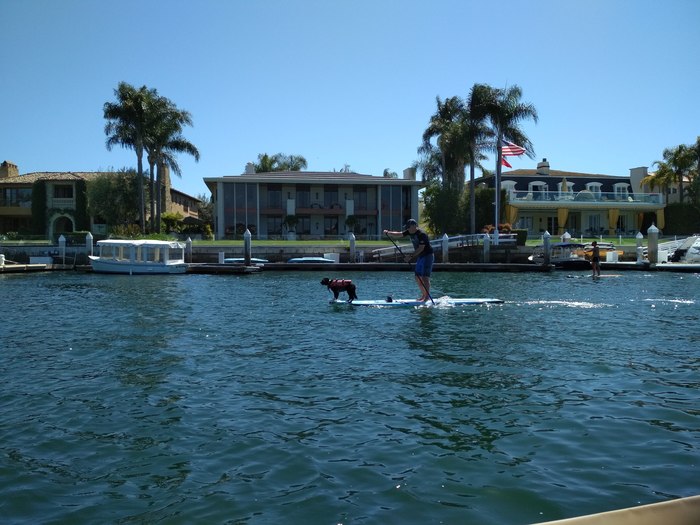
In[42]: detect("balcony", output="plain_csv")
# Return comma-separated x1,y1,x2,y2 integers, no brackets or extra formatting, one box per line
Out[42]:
49,198,76,209
509,191,662,207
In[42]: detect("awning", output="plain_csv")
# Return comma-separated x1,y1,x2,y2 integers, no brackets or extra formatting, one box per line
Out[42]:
506,204,518,225
557,208,569,233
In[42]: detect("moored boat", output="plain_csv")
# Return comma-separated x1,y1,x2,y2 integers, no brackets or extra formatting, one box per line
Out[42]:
530,241,624,268
528,242,589,269
89,239,187,275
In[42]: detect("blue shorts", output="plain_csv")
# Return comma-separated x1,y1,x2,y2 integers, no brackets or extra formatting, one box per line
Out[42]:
415,253,434,277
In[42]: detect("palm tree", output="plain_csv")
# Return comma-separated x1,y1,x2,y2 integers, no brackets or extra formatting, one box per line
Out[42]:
144,95,200,232
478,85,538,237
253,153,307,172
640,162,675,195
278,154,307,171
660,144,694,203
420,96,468,191
464,84,493,233
254,153,278,172
104,82,157,233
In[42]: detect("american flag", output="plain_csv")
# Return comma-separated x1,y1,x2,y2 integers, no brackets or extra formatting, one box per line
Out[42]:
501,140,526,156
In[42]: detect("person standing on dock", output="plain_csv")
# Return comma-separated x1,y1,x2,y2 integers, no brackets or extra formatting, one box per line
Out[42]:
384,219,434,302
590,240,601,277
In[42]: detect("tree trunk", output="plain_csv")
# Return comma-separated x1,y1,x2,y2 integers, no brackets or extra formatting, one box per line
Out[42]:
156,163,163,234
469,163,476,234
137,149,145,234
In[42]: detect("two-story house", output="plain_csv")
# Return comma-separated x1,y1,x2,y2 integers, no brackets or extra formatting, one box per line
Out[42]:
204,165,425,240
476,159,666,236
0,160,201,238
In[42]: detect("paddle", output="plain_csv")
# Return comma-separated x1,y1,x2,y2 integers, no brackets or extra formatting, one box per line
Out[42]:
385,232,435,305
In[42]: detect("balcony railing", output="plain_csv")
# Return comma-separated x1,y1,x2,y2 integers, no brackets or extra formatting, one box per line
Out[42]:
49,198,76,209
509,190,662,204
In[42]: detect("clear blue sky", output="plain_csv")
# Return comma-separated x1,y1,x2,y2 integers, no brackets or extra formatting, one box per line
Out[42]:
1,0,699,198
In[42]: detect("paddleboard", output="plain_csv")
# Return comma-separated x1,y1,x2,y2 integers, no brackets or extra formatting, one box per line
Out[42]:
331,297,504,307
567,273,623,279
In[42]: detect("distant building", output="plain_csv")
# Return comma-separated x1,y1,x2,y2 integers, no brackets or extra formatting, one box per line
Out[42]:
204,166,425,239
475,158,666,235
0,160,201,238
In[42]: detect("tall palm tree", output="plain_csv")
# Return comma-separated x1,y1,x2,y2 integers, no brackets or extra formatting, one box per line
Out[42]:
420,96,468,191
478,85,538,237
660,144,694,203
640,162,675,195
464,84,493,233
144,95,200,232
104,82,157,233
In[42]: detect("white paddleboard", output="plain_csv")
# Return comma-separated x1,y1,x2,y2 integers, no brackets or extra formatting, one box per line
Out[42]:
331,297,504,307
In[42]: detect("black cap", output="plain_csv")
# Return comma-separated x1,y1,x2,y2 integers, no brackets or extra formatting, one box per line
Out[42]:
405,219,417,228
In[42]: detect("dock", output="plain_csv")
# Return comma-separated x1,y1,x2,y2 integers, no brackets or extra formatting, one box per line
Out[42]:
204,262,556,273
0,263,49,273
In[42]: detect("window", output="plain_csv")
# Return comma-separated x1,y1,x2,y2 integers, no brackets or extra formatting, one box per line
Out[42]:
354,188,368,210
528,181,548,200
614,183,630,200
324,217,339,235
266,216,282,235
586,183,602,199
53,184,73,198
296,185,310,208
324,186,338,208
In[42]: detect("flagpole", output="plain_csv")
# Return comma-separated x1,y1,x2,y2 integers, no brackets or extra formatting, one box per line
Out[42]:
494,136,502,246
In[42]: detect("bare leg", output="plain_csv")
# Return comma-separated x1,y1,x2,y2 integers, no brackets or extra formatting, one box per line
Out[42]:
415,275,430,301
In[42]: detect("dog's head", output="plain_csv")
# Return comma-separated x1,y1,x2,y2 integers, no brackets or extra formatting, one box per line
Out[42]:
320,278,330,286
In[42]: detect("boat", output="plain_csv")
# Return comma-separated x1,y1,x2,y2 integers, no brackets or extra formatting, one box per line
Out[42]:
669,235,700,263
582,241,624,262
529,242,623,268
528,242,589,269
533,494,700,524
89,239,187,274
223,257,268,266
331,297,504,307
287,257,335,263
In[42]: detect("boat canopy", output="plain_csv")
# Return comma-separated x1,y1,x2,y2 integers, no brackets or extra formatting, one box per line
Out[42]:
96,239,186,249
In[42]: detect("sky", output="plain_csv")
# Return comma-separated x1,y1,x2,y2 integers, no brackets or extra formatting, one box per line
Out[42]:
1,0,699,198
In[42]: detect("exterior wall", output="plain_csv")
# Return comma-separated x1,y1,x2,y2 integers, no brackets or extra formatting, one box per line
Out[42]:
205,172,424,240
477,163,666,236
0,163,200,236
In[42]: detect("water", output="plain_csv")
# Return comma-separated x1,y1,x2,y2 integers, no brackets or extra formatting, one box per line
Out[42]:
1,270,699,524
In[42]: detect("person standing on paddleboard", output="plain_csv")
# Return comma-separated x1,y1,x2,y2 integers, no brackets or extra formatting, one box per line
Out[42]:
590,240,601,277
384,219,434,302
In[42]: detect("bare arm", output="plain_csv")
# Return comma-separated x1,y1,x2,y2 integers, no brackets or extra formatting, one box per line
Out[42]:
383,229,404,238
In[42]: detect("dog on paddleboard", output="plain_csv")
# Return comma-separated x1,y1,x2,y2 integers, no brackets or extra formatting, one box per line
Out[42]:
321,278,358,302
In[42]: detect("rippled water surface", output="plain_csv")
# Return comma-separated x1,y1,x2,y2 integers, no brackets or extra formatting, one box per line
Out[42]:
2,270,699,524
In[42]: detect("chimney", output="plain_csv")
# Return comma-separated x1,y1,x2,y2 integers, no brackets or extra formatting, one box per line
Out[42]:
245,162,256,174
402,167,416,180
536,158,550,176
0,160,19,179
629,166,649,193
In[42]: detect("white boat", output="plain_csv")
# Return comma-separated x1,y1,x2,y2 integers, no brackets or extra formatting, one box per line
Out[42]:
89,239,187,274
669,235,700,263
533,494,700,524
287,257,335,263
223,257,268,266
528,242,590,269
529,242,623,269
